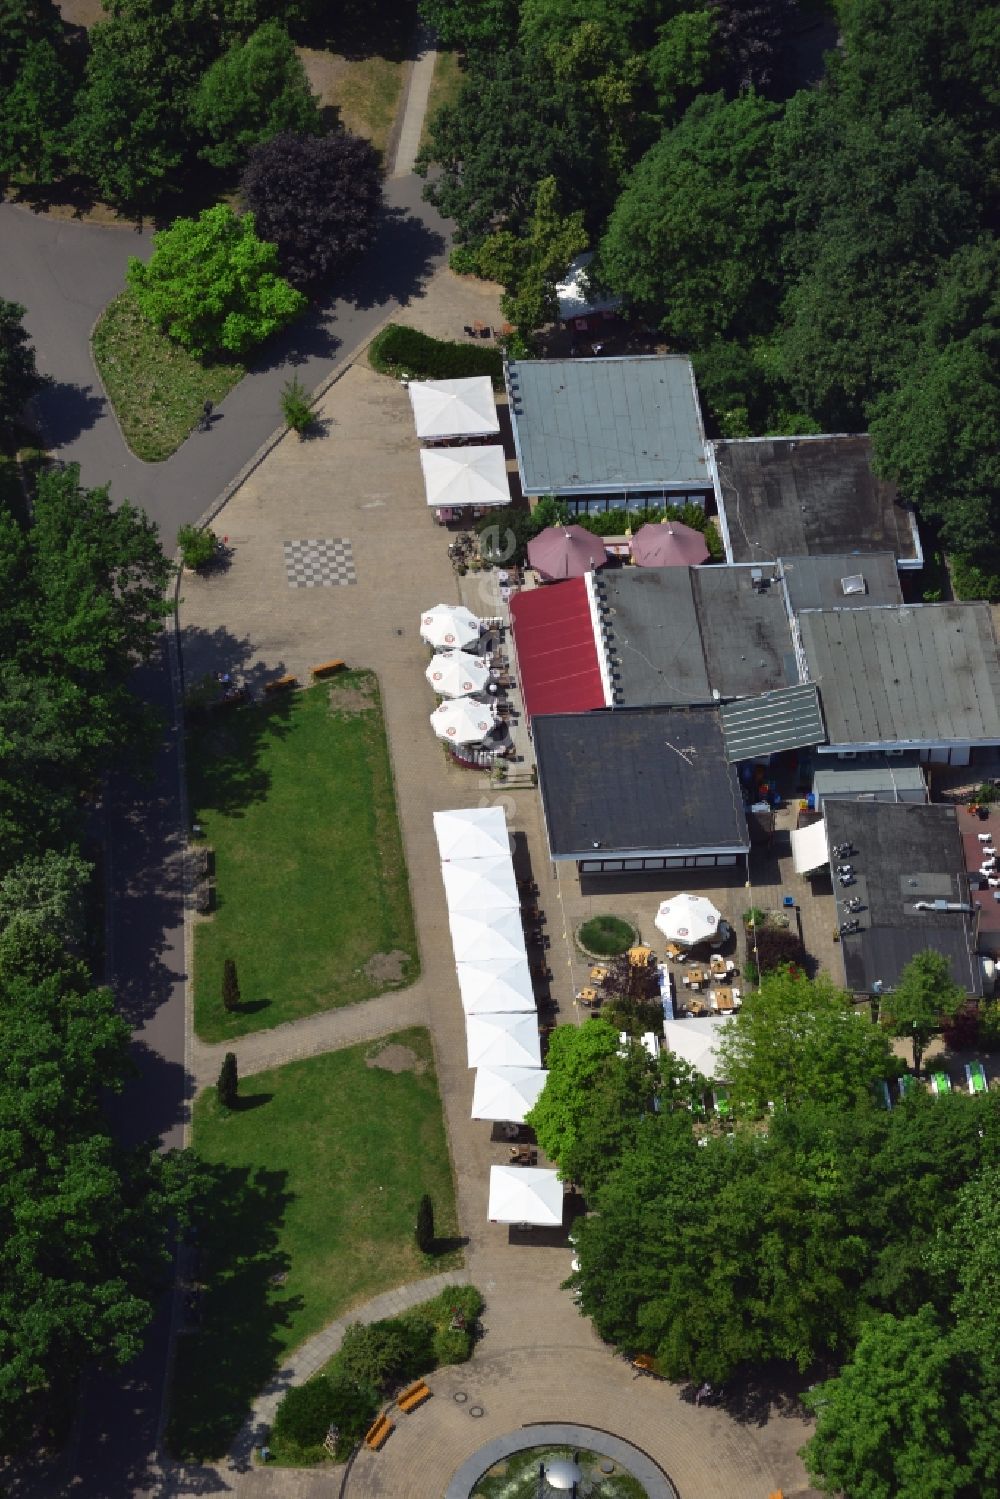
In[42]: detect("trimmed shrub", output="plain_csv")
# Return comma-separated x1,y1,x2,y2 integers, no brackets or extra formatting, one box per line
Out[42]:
369,324,503,385
578,915,636,956
178,525,218,571
336,1317,433,1394
272,1376,337,1449
432,1325,473,1365
217,1051,238,1109
415,1193,434,1254
281,375,314,435
941,1002,980,1051
753,925,806,975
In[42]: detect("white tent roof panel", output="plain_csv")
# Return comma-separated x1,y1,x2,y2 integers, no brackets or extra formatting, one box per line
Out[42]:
434,806,511,861
465,1011,541,1069
441,855,520,913
449,907,526,964
455,956,536,1013
662,1016,729,1080
791,819,829,876
420,444,510,509
488,1165,563,1225
471,1066,548,1121
409,377,500,440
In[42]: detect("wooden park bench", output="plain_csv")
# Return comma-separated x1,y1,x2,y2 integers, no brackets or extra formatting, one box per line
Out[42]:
396,1379,431,1413
631,1354,658,1376
364,1412,394,1451
263,674,298,696
311,659,346,679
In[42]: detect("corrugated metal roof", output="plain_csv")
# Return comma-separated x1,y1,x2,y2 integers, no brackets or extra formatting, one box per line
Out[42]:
799,603,1000,746
720,683,826,762
507,356,709,494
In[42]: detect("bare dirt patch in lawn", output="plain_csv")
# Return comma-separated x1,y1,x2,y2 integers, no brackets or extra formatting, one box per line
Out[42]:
365,1041,422,1074
364,948,411,985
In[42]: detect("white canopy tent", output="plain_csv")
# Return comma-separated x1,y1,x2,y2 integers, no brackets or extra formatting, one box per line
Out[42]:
466,1011,542,1069
441,855,519,914
449,907,527,964
455,955,535,1014
471,1066,548,1122
430,698,497,745
434,806,511,862
488,1165,563,1226
791,819,830,876
425,650,490,698
662,1016,729,1080
408,377,500,441
419,603,482,651
420,445,510,509
654,893,723,947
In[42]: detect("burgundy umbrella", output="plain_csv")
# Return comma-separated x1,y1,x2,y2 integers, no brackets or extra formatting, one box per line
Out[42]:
630,521,709,568
527,524,608,581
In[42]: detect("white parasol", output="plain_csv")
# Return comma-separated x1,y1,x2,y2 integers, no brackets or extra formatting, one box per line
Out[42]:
419,603,482,651
425,650,490,698
654,892,723,946
430,698,497,745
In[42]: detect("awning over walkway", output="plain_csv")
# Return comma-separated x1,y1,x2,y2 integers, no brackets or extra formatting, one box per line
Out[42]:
408,377,500,441
420,445,510,508
791,818,829,875
720,682,826,763
509,577,608,719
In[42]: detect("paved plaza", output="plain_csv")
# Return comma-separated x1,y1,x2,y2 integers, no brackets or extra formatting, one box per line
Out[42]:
176,272,819,1498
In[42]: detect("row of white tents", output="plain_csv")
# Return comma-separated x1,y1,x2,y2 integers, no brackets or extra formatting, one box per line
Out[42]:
408,379,511,513
433,805,563,1228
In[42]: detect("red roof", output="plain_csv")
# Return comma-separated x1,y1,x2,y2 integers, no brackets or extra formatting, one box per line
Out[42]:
509,578,606,719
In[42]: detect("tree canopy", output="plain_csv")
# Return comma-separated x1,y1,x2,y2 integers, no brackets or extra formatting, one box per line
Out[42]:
127,204,306,358
717,967,900,1117
189,21,322,172
0,299,45,431
240,128,382,290
879,949,966,1072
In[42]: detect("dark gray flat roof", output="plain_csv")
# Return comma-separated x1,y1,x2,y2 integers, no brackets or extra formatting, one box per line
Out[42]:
712,436,920,564
823,801,980,995
507,356,709,495
534,706,749,860
595,564,795,707
780,552,903,613
800,603,1000,747
720,683,825,763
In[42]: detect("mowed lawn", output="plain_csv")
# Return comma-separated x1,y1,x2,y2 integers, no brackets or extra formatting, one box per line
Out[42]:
190,674,418,1041
167,1028,462,1460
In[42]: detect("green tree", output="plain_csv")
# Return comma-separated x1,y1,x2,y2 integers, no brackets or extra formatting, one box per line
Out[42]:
418,51,607,243
189,21,322,172
418,0,521,54
0,847,92,946
647,10,716,113
879,950,966,1073
0,299,44,430
717,969,899,1117
476,176,588,333
0,37,77,183
803,1306,998,1499
600,91,784,345
127,205,306,358
526,1018,627,1166
221,957,240,1013
415,1192,434,1253
0,969,196,1452
217,1051,238,1108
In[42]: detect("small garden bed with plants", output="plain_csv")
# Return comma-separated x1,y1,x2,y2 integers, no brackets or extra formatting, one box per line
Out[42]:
92,290,246,462
270,1284,483,1464
742,906,806,984
577,914,638,958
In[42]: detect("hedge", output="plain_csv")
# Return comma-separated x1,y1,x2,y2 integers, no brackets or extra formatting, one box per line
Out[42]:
369,324,503,385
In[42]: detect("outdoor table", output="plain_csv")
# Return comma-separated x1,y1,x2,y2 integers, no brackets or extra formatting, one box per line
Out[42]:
578,987,598,1003
628,945,653,967
709,958,727,975
712,986,735,1012
665,943,684,961
687,969,706,987
589,966,608,983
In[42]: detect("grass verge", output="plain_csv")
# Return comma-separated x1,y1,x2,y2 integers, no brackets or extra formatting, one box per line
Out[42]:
420,49,464,153
166,1027,461,1460
335,56,407,156
190,673,418,1041
92,290,245,462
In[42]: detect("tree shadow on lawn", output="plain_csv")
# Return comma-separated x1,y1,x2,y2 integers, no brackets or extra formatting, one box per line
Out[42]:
167,1161,300,1463
180,626,296,823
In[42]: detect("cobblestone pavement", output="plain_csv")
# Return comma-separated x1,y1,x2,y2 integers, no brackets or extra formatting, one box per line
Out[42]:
175,276,819,1499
